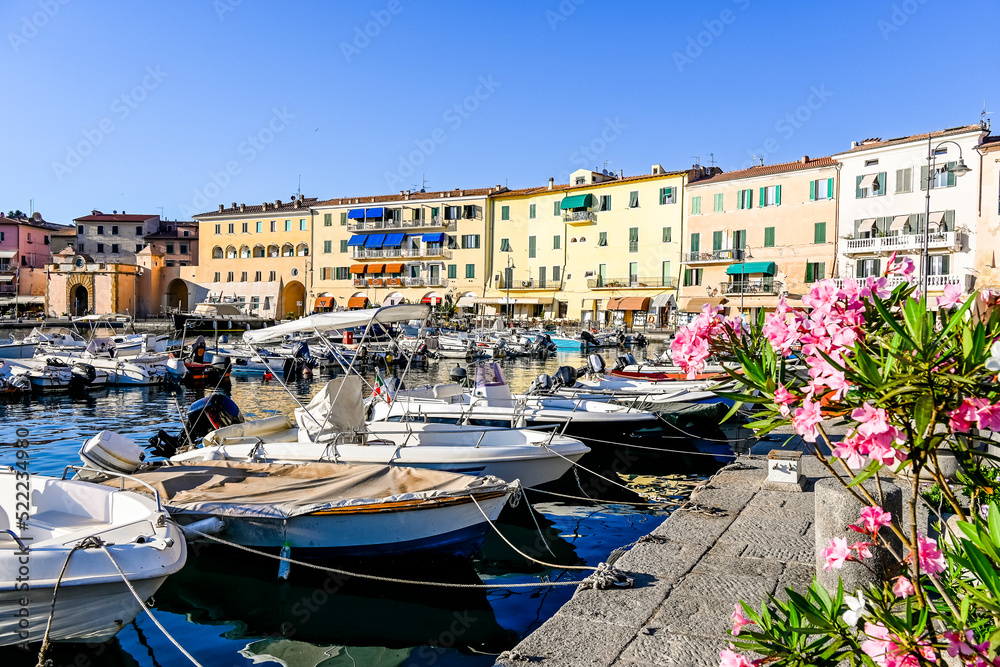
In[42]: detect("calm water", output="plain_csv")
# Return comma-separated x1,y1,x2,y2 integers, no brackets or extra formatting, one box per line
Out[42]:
0,347,728,667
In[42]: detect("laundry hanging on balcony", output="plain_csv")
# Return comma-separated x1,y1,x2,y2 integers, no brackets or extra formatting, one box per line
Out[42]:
726,262,776,276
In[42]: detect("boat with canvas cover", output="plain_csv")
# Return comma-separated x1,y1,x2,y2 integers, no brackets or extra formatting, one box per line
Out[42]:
0,467,186,646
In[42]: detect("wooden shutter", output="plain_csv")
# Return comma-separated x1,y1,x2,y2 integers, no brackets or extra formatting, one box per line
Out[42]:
827,178,834,198
759,187,766,206
712,231,722,251
818,262,826,281
528,236,536,257
806,263,814,282
814,222,826,244
810,180,816,201
946,161,957,187
690,233,700,252
764,227,775,247
856,175,864,198
944,210,955,231
878,172,887,195
775,184,782,205
920,166,929,191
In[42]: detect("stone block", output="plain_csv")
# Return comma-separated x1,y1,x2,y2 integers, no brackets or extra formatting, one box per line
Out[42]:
774,562,816,602
689,555,784,579
558,575,672,629
741,535,816,564
667,572,776,605
646,593,739,638
499,613,634,667
617,631,730,666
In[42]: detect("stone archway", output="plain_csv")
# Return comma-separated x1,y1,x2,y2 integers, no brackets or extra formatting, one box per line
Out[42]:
165,278,189,312
65,273,95,317
71,285,89,316
281,280,306,318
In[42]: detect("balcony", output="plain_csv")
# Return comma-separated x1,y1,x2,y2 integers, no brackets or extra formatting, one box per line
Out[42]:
563,211,597,225
587,276,676,289
347,216,457,233
843,232,959,255
425,277,448,288
499,279,560,290
685,249,746,264
720,279,782,295
403,276,424,287
403,247,452,260
831,274,964,290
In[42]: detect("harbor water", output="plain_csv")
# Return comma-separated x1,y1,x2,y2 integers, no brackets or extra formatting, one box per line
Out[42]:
0,348,732,667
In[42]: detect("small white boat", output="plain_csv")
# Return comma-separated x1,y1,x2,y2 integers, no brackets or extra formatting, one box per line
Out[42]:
0,468,186,646
0,334,34,360
2,357,107,391
36,339,169,387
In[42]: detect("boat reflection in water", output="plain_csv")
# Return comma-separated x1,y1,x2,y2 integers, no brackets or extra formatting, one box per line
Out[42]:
153,547,519,663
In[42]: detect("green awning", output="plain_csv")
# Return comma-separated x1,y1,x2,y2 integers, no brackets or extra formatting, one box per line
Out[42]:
726,261,776,276
560,193,595,210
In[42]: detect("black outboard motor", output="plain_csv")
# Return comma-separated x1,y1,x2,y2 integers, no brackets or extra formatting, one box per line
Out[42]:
527,373,553,395
580,330,598,347
450,364,468,383
543,334,557,353
634,333,647,347
147,393,243,458
552,365,577,388
624,352,637,366
70,362,97,389
615,354,631,370
191,336,208,363
587,353,606,375
208,355,231,382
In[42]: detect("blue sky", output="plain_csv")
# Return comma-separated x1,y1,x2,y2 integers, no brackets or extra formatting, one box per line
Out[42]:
1,0,998,224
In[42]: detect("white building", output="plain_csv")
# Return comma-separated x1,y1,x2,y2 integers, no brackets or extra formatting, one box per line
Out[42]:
833,124,989,294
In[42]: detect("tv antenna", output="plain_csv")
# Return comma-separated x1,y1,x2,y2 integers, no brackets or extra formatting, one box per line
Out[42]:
982,101,993,131
296,175,302,198
691,155,701,166
707,153,717,168
750,153,765,166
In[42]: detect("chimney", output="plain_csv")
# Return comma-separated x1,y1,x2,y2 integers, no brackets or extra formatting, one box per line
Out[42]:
240,204,246,213
262,202,269,210
400,190,405,196
851,141,859,148
231,202,237,209
218,204,225,212
275,199,282,207
548,177,554,190
294,199,301,209
800,155,809,164
651,164,665,175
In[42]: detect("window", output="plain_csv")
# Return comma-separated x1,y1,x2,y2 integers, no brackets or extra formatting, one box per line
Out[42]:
662,227,672,243
714,193,724,212
528,236,536,258
814,222,827,244
553,201,561,216
690,233,700,253
111,225,118,234
319,267,329,280
865,159,879,167
856,172,887,197
628,227,638,253
269,271,276,282
805,262,826,282
575,176,586,185
691,196,701,215
340,212,347,226
240,271,247,282
737,189,753,209
97,243,105,253
500,205,510,221
538,266,547,287
684,268,703,286
183,230,189,237
447,264,457,280
447,235,458,250
661,261,671,285
659,187,675,205
324,213,332,227
254,271,262,281
323,240,332,253
599,195,611,211
445,206,461,221
284,220,291,232
712,231,723,252
529,204,536,219
732,229,746,250
764,227,775,248
300,219,307,231
598,232,607,247
927,255,951,276
810,178,835,200
895,168,912,193
97,225,104,235
214,224,220,235
628,190,639,208
78,225,84,234
335,267,350,280
461,234,480,249
466,264,475,279
78,243,84,252
242,222,248,233
213,272,221,282
111,244,119,253
463,205,476,219
340,240,348,253
135,225,143,235
135,243,143,252
270,221,276,232
180,244,188,254
921,163,958,190
228,223,234,234
166,243,174,254
227,271,234,282
500,238,511,252
856,259,881,278
553,265,561,282
553,235,561,250
759,185,781,207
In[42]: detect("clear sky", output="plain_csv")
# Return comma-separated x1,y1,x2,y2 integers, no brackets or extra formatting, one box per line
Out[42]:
1,0,998,224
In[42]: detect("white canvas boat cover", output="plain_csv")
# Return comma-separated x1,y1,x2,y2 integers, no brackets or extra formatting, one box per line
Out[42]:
242,304,432,345
111,461,507,519
294,375,366,440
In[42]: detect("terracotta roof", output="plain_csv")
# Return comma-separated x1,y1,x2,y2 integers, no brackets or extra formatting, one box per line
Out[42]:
688,157,836,186
314,187,503,207
494,170,693,199
74,213,158,222
835,125,985,155
195,197,321,219
978,134,1000,151
49,226,78,236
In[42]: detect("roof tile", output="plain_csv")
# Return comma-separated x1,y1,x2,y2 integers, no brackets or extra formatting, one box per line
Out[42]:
688,157,836,186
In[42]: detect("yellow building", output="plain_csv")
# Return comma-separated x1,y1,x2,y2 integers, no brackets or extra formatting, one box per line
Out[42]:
680,157,839,322
174,195,318,318
974,135,1000,289
486,166,702,326
311,187,504,311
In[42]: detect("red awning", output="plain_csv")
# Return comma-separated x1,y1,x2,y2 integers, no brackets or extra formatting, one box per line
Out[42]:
314,296,335,309
347,296,369,309
607,296,651,311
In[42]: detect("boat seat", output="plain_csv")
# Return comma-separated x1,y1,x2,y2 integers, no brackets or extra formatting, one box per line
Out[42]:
432,383,464,401
28,510,103,533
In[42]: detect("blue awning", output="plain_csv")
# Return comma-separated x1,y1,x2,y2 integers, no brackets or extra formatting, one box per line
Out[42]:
347,208,365,219
365,207,385,219
383,233,404,247
347,234,368,247
365,234,386,248
423,232,445,243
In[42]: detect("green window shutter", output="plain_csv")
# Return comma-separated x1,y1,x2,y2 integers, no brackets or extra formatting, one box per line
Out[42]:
340,240,348,252
942,255,950,274
447,264,457,279
806,263,814,282
691,196,701,215
598,231,607,246
946,161,957,187
690,233,700,252
809,180,816,201
747,189,752,208
714,193,723,212
818,262,826,281
759,187,766,206
553,201,560,216
827,178,834,198
323,240,331,253
712,231,723,251
775,184,781,205
501,205,510,221
530,204,536,219
629,227,638,242
944,209,955,231
814,222,826,244
340,212,347,225
878,171,887,195
323,213,332,226
856,175,864,198
466,264,475,279
764,227,775,247
920,166,929,191
553,235,561,249
528,236,536,258
684,268,692,286
662,227,672,243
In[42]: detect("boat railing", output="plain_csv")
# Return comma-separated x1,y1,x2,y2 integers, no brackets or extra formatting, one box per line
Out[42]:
61,464,163,512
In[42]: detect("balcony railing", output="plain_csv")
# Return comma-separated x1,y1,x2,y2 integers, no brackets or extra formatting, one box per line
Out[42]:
685,249,745,263
843,231,958,254
425,277,448,287
499,279,561,290
587,276,676,289
563,211,597,224
403,276,424,287
720,279,782,295
403,247,452,259
347,217,456,232
832,274,964,290
0,284,15,294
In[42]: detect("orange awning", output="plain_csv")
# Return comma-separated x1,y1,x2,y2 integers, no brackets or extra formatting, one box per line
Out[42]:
607,296,651,311
349,263,367,274
367,263,386,273
347,296,369,309
314,296,334,308
383,262,405,273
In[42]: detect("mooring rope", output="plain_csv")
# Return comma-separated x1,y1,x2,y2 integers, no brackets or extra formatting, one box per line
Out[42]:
35,541,91,667
524,485,683,507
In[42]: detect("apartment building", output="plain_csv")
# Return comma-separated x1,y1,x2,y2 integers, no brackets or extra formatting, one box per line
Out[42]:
71,211,161,263
486,166,700,325
974,134,1000,289
143,220,199,267
311,187,502,311
0,212,62,310
680,157,839,321
832,124,988,297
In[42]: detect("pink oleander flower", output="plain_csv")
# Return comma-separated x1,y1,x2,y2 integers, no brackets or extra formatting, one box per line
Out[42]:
793,398,824,443
938,283,964,309
886,253,916,283
975,400,1000,432
851,541,873,559
719,646,758,667
731,603,752,635
865,275,891,300
914,532,947,575
892,576,915,598
857,506,893,534
832,434,868,469
945,630,976,658
773,384,795,417
822,536,851,571
949,399,981,433
861,622,893,666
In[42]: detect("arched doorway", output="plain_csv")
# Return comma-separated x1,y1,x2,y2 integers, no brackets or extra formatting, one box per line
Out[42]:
165,279,189,312
281,280,306,318
314,292,335,312
383,292,405,306
72,285,89,316
347,292,370,310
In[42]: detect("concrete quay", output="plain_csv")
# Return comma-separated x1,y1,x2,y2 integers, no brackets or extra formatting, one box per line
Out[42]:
497,455,831,667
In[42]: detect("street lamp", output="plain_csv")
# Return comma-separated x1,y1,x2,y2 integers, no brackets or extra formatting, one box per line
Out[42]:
921,138,972,295
505,255,515,323
739,245,753,319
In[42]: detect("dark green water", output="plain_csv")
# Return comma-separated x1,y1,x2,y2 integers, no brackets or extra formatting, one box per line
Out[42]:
0,349,728,667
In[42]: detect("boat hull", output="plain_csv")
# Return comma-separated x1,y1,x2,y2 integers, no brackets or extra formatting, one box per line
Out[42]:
0,343,35,360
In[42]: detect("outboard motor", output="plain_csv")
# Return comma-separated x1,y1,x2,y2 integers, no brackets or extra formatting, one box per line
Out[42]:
450,364,468,383
81,431,145,474
148,393,244,458
579,330,598,347
70,362,97,389
615,354,631,371
209,355,231,381
191,336,208,363
527,373,553,395
634,333,648,347
624,352,637,366
553,365,577,388
587,353,606,375
543,334,557,353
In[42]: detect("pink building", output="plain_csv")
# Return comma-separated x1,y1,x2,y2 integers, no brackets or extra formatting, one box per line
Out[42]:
0,212,67,313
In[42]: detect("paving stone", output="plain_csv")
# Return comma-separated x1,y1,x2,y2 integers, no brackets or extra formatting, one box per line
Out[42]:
645,593,738,638
668,572,777,605
615,540,710,581
720,512,813,542
774,562,816,601
702,539,746,559
558,575,672,628
689,555,784,580
741,535,816,563
618,632,730,667
497,613,634,667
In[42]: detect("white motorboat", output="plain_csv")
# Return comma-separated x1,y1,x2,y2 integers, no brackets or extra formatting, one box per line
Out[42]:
2,357,107,391
169,376,590,489
38,339,170,386
24,326,88,355
0,334,34,360
0,468,186,646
